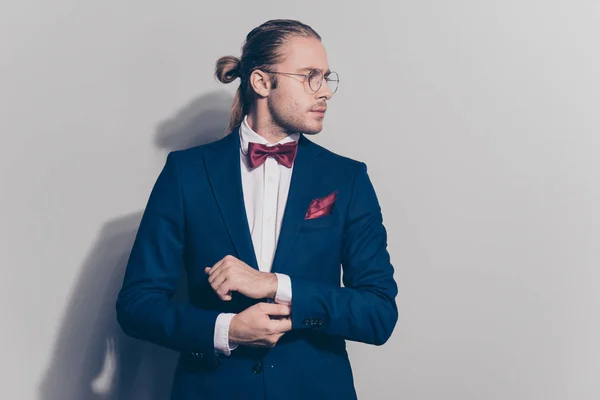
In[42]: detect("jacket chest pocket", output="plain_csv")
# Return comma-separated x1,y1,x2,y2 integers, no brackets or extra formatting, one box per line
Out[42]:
298,214,342,232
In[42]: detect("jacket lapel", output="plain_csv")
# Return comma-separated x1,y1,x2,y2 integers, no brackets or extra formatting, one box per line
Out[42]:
204,128,259,270
270,134,323,274
204,129,324,274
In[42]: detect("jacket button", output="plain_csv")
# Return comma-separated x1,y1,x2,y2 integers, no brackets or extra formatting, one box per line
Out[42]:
252,363,263,374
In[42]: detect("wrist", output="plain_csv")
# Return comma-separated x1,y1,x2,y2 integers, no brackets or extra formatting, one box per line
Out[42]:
228,314,238,344
266,272,278,299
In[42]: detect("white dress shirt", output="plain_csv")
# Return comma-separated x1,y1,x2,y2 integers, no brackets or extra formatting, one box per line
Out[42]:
213,115,299,355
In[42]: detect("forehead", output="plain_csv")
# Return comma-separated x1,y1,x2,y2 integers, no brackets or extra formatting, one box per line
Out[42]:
278,36,329,71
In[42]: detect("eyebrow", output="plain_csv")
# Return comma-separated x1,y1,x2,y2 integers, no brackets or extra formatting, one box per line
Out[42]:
298,67,332,75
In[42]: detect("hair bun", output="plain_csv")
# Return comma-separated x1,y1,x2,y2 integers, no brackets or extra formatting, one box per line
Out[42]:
215,56,241,84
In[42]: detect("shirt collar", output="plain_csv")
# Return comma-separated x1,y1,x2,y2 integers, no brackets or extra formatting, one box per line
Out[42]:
239,115,300,156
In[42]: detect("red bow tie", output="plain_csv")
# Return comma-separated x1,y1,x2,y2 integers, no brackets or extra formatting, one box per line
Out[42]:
247,141,298,169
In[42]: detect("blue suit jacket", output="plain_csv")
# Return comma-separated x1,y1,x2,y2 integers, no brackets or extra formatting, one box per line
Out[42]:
116,129,398,400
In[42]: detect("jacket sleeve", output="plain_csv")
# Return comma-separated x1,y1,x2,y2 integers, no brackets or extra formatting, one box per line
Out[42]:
116,152,220,355
290,162,399,345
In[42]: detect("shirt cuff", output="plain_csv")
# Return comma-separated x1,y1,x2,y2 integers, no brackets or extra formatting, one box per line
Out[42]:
274,273,292,305
214,313,238,356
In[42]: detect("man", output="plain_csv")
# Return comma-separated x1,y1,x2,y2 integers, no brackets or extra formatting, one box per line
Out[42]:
116,19,398,400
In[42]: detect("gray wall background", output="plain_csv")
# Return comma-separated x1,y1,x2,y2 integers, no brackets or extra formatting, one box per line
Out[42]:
1,1,599,399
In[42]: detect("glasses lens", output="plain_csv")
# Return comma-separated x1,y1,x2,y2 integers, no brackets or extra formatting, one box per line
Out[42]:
308,69,323,92
325,71,339,94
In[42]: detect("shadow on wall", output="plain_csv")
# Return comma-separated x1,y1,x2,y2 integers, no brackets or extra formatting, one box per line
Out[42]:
38,90,234,399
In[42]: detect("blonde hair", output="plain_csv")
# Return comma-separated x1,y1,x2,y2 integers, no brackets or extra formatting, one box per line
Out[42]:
214,19,321,133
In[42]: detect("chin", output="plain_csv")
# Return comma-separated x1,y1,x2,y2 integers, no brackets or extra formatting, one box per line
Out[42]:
302,121,324,135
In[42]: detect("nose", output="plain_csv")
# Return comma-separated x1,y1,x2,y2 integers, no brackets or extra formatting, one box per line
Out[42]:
317,80,334,100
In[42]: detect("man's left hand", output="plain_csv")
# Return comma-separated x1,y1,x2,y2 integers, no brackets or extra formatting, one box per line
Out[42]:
205,255,277,301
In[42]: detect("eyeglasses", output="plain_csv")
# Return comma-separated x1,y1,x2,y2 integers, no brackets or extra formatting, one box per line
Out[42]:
263,68,339,94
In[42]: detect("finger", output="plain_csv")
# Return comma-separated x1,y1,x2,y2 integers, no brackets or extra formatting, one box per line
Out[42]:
218,291,233,301
207,265,227,286
221,293,232,301
208,254,237,275
269,317,293,333
209,273,226,291
217,290,232,302
206,257,227,275
215,278,232,298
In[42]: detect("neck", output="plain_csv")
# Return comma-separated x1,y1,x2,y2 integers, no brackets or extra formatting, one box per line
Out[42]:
246,107,291,144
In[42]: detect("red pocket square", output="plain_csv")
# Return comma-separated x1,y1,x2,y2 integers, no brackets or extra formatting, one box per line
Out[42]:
305,191,338,220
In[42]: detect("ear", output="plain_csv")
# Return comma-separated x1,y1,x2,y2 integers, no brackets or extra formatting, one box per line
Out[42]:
249,69,273,98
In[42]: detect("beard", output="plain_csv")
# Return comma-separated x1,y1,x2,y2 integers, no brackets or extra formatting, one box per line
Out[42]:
267,97,324,136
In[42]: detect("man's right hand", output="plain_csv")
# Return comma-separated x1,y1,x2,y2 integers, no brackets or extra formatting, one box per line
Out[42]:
228,303,292,348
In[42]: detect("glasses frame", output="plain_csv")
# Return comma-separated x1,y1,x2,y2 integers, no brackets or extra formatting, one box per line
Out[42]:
262,68,339,94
